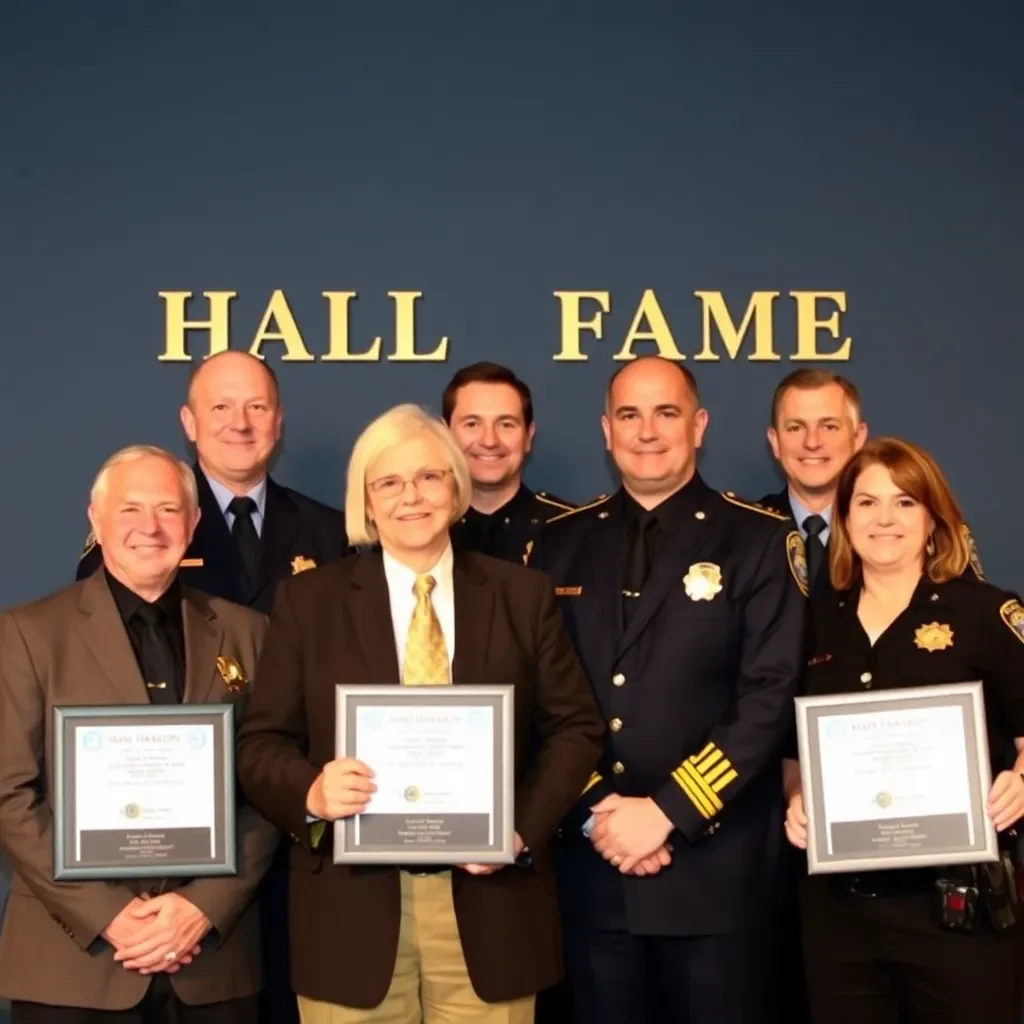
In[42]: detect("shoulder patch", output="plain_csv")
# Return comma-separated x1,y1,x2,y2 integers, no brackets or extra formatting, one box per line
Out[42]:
720,491,788,520
79,529,97,560
535,492,576,512
786,531,809,597
545,494,610,524
962,524,985,581
1000,599,1024,646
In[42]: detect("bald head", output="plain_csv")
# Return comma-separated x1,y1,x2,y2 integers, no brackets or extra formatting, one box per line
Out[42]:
180,351,283,492
601,356,708,508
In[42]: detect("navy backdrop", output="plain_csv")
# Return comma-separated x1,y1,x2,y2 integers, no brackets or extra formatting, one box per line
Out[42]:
1,0,1022,614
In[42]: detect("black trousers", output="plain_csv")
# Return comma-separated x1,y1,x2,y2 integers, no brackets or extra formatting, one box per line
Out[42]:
562,924,777,1024
801,876,1024,1024
11,977,259,1024
257,847,298,1024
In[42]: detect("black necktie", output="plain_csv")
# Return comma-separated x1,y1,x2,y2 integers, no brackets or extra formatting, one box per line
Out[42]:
133,604,181,704
623,514,658,625
803,514,827,591
228,496,261,589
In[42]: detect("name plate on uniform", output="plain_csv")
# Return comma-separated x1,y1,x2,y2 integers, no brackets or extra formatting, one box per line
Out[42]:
795,681,999,874
52,704,238,880
333,684,515,865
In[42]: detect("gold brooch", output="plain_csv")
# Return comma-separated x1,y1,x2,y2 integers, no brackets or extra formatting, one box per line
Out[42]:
914,622,954,652
683,562,723,602
291,555,317,574
216,655,248,692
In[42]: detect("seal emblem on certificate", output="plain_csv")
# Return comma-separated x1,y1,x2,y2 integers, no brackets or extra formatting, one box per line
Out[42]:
333,684,516,864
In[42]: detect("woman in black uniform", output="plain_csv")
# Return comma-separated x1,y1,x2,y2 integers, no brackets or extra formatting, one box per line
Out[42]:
783,437,1024,1024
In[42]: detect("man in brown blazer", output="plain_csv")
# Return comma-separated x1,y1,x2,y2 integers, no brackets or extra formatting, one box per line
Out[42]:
235,404,603,1023
0,445,279,1023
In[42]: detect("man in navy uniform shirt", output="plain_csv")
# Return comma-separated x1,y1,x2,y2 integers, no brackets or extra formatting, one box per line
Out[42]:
75,350,350,1024
530,356,806,1024
443,362,574,565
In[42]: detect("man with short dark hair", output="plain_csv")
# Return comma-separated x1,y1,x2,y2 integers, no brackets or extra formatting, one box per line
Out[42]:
442,361,574,565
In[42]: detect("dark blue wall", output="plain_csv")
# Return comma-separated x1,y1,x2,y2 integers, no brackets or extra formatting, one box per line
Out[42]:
2,1,1022,612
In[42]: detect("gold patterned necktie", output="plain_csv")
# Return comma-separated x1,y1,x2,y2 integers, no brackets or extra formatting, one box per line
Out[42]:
402,573,450,686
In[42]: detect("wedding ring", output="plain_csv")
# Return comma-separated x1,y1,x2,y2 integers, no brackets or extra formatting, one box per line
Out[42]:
611,855,622,866
165,950,177,961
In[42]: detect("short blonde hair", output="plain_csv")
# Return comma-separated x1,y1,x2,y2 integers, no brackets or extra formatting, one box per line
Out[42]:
345,404,472,546
90,445,199,513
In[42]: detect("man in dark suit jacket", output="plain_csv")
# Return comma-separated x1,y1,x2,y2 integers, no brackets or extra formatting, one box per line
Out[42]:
75,352,350,1024
531,358,806,1024
442,361,575,565
234,402,603,1022
0,445,278,1023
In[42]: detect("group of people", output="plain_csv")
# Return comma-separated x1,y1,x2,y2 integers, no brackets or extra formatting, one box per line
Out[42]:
0,349,1021,1024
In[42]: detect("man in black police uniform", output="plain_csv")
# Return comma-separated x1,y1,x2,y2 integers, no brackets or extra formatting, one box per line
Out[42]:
76,350,351,1024
530,356,807,1024
442,362,574,565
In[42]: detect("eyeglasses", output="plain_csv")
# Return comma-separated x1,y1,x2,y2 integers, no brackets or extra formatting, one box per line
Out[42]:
368,468,453,501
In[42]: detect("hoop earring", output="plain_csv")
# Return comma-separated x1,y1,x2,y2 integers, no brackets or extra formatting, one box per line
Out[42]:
926,535,936,557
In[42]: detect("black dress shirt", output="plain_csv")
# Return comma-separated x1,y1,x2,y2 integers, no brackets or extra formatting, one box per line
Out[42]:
105,569,186,703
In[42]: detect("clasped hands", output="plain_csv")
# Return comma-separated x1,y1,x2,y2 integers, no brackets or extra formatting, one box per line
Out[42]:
306,758,523,876
103,892,210,975
588,794,674,876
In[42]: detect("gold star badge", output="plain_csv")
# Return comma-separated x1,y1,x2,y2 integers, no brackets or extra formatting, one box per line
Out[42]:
291,555,317,574
683,562,723,602
914,622,954,652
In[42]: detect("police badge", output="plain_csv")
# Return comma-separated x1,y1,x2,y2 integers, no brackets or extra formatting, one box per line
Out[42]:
291,555,317,574
786,531,809,597
914,622,954,652
683,562,723,601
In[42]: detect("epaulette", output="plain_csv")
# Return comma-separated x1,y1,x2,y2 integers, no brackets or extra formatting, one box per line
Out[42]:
545,494,610,524
534,492,575,512
79,529,97,560
720,491,788,520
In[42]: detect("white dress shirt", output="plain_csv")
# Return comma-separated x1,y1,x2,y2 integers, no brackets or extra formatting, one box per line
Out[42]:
382,544,456,679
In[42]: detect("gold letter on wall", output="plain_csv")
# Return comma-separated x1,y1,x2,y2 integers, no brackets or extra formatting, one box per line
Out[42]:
321,292,382,361
553,291,611,361
614,289,684,361
158,291,236,362
386,291,449,361
249,290,314,362
791,291,852,360
693,291,780,361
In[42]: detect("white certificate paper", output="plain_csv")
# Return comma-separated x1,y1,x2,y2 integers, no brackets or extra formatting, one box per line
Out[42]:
816,704,972,853
74,723,217,858
353,704,494,839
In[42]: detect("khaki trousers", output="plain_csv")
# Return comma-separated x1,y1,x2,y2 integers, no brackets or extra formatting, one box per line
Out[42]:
297,871,535,1024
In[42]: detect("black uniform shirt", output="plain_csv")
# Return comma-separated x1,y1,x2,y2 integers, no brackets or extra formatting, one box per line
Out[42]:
802,576,1024,776
456,487,530,559
105,569,186,703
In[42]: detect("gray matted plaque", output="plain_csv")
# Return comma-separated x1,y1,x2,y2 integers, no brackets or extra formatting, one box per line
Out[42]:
52,704,238,880
333,684,514,864
795,681,998,874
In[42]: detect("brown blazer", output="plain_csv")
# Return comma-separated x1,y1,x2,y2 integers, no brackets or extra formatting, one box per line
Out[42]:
0,571,280,1011
235,549,603,1009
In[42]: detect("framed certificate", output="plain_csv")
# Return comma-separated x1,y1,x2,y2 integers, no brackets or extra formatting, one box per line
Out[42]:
795,681,999,874
52,704,238,880
333,685,515,864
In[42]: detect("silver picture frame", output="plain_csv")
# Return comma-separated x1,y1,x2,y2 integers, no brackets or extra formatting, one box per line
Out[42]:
52,703,238,880
795,681,999,874
333,684,515,864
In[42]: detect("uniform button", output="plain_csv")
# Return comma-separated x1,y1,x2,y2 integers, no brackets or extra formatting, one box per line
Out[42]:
612,673,626,687
612,761,625,775
609,718,623,732
694,511,706,520
860,672,872,684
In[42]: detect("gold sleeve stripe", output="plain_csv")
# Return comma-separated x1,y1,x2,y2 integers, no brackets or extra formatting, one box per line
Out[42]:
696,749,723,774
681,761,725,811
703,759,733,786
581,771,603,796
711,768,738,793
546,494,611,524
693,741,716,762
672,769,715,819
536,493,576,511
